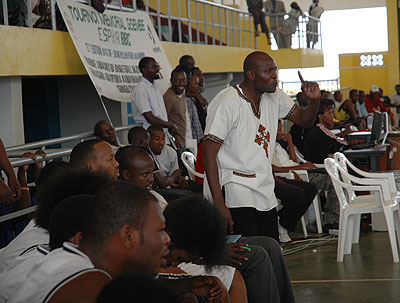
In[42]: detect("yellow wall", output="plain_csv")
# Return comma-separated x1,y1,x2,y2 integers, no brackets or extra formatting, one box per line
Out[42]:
340,52,389,94
0,25,323,76
339,0,399,95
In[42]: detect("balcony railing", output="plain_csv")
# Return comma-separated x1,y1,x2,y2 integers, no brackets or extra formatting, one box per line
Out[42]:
1,0,321,50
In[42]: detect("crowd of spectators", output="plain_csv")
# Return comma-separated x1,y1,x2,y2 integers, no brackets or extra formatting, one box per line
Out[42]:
1,48,399,302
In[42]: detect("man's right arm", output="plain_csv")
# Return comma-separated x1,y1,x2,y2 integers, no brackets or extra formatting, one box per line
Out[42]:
203,140,234,233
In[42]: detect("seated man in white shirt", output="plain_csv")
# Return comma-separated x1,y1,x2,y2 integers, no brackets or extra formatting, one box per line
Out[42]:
0,194,93,302
0,166,109,273
94,120,123,152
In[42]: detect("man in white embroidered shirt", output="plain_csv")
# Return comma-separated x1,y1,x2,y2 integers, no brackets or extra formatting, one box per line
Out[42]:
131,57,178,143
203,51,320,240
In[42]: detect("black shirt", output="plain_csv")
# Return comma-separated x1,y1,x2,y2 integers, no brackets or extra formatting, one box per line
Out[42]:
304,124,348,164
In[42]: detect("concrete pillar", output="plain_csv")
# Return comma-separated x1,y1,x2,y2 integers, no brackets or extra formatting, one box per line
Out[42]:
0,77,25,147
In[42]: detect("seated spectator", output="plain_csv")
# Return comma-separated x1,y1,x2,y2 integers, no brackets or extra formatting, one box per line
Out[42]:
148,124,183,186
127,125,150,147
365,85,390,113
391,84,400,108
0,139,21,205
273,120,342,232
94,120,121,152
0,194,93,302
69,139,119,180
130,57,178,143
186,74,204,144
0,168,109,273
334,89,366,129
163,195,244,303
357,90,368,118
272,121,317,242
333,90,343,109
116,146,168,210
304,99,357,165
247,0,271,44
290,92,311,154
97,273,179,303
8,181,171,302
163,66,188,149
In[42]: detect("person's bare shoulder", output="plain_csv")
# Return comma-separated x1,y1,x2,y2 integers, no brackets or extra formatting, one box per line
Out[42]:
49,271,111,303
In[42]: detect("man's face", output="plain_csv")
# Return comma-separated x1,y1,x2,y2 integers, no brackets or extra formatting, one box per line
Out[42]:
334,92,343,102
133,202,171,275
350,91,359,103
164,245,200,268
319,106,335,127
187,76,200,94
396,86,400,94
185,57,195,69
149,130,165,155
96,122,118,146
252,56,278,93
144,59,161,81
124,155,155,191
192,69,204,89
88,142,119,180
170,71,186,95
358,91,365,103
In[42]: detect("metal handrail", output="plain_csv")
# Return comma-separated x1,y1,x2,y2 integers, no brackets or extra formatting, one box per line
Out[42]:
6,125,133,152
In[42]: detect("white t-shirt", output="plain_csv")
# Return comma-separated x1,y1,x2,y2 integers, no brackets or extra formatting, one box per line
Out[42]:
272,142,298,167
8,242,111,303
153,145,179,177
178,263,235,291
0,245,50,302
131,77,170,143
391,93,400,106
204,86,295,211
0,219,49,273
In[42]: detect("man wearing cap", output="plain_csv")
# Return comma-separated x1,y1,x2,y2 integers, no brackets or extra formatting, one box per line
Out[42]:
365,85,390,113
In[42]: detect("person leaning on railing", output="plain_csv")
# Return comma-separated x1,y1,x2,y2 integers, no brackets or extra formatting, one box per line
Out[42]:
0,139,21,205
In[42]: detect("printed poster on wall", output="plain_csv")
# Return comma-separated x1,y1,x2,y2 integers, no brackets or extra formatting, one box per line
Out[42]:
57,0,172,102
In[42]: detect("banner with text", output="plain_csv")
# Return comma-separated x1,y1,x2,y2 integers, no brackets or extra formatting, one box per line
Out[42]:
57,0,172,102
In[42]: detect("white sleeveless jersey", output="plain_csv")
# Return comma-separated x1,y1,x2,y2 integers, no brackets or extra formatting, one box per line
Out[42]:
8,242,111,303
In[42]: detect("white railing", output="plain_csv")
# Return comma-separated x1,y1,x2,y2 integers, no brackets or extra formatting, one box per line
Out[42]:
0,0,322,50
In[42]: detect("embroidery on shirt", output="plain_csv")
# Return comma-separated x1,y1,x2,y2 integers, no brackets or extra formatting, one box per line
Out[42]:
233,85,261,119
284,104,298,120
233,171,257,178
254,124,270,157
204,134,224,145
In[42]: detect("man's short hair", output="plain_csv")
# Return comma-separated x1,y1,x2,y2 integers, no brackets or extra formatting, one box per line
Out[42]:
395,84,400,90
333,90,341,98
48,194,94,250
81,181,156,246
179,55,194,66
147,124,164,135
164,195,227,269
170,66,187,79
37,161,72,187
94,120,108,137
97,273,179,303
69,139,103,169
34,169,110,230
127,126,149,146
349,89,358,97
115,146,151,172
138,57,155,74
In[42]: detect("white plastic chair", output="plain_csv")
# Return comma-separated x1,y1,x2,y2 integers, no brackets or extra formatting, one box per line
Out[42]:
181,151,204,181
295,149,324,168
324,158,400,263
274,170,323,236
